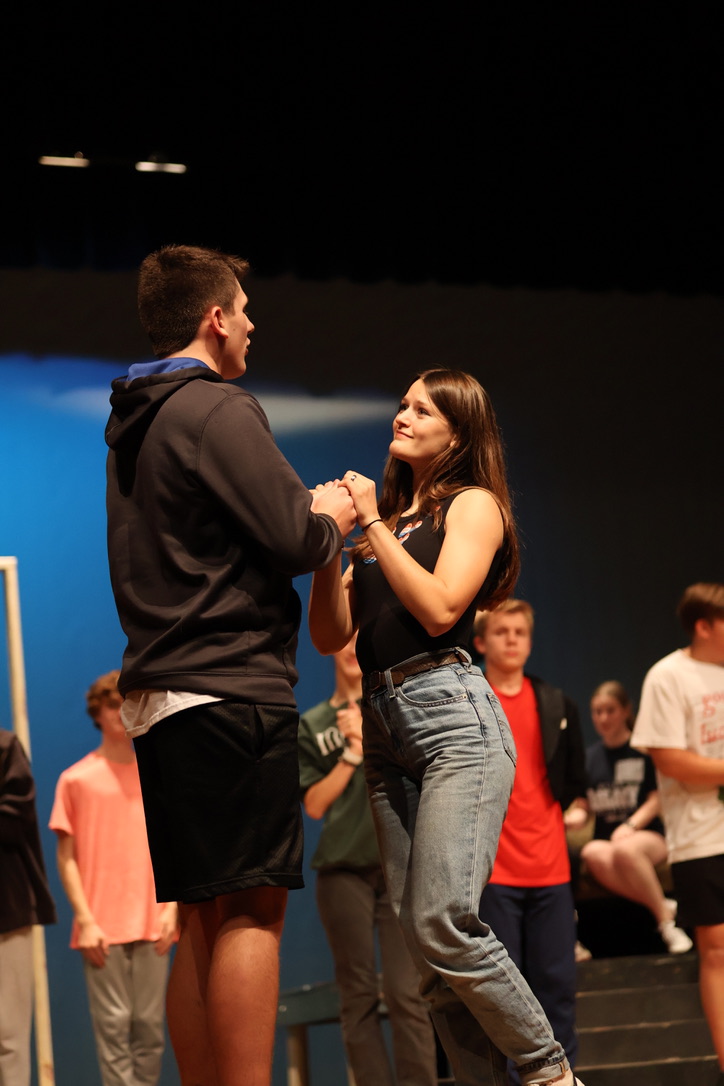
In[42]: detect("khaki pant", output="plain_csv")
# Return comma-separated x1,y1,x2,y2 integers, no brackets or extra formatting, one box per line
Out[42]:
317,868,438,1086
0,926,33,1086
83,941,169,1086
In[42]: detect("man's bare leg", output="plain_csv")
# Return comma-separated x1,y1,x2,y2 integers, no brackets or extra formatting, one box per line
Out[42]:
208,886,287,1086
167,886,288,1086
696,922,724,1071
167,900,217,1085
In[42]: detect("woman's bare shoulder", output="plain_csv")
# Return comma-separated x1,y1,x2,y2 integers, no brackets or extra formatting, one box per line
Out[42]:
445,488,504,541
447,487,502,515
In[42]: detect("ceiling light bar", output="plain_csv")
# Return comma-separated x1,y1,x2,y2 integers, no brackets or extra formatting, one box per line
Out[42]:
135,160,187,174
39,153,90,167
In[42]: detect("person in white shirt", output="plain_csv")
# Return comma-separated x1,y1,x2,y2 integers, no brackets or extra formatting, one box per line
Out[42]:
631,583,724,1086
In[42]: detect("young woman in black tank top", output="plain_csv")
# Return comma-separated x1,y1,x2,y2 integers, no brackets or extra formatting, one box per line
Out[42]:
309,369,584,1086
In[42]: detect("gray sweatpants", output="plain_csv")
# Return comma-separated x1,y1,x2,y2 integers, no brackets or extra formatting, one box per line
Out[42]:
83,941,169,1086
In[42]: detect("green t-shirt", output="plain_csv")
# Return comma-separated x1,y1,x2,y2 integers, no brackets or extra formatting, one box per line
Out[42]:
298,699,380,871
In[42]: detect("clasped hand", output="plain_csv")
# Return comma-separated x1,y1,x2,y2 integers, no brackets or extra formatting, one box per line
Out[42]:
310,472,380,536
336,704,363,753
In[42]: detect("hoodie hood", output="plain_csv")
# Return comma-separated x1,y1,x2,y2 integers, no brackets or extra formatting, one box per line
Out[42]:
105,360,223,453
105,359,224,494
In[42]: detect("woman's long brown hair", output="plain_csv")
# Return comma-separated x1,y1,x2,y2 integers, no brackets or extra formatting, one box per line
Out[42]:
351,368,520,608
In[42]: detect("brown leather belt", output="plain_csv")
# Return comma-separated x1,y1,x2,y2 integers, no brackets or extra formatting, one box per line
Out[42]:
363,648,466,697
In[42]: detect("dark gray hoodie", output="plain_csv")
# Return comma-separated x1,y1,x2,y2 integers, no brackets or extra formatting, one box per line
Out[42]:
105,362,341,705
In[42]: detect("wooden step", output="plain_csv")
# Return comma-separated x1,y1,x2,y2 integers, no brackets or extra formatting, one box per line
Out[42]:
575,1054,718,1086
576,950,698,991
278,952,716,1086
573,949,717,1086
578,1017,714,1065
577,981,704,1028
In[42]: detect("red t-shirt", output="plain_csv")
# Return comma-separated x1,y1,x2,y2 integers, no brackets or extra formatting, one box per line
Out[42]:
488,677,570,886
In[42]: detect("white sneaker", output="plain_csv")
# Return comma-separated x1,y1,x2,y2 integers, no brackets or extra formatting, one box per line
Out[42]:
659,918,693,954
574,940,592,962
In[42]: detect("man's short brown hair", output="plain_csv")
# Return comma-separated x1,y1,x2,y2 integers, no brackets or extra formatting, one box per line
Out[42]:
474,598,535,640
138,244,250,359
86,669,122,727
676,583,724,638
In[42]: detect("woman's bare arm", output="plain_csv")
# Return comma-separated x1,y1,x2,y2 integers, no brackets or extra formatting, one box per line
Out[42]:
347,485,503,637
309,555,357,655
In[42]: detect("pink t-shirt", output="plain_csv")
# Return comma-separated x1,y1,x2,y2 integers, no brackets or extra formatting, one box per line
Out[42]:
49,752,171,949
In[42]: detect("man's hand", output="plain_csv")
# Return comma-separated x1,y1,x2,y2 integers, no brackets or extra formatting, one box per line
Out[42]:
77,920,110,969
563,802,589,831
311,480,357,539
155,902,179,955
337,704,363,756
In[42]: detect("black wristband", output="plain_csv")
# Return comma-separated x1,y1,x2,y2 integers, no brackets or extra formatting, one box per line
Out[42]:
362,518,383,531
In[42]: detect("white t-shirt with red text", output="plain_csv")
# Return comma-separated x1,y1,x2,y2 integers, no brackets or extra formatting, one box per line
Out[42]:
631,648,724,863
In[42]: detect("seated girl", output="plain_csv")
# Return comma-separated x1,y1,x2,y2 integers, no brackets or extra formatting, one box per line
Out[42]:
565,681,692,955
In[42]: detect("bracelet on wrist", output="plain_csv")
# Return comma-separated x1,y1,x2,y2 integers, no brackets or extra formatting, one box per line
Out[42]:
362,518,383,531
340,748,363,767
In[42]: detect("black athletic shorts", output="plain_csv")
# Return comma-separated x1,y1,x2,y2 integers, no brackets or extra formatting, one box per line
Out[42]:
671,853,724,928
133,700,304,903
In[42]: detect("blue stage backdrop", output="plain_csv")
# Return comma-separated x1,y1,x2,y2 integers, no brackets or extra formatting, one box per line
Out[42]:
1,334,720,1084
0,354,396,1086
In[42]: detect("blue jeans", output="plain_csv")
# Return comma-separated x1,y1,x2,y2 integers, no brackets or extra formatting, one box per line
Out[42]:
362,651,570,1086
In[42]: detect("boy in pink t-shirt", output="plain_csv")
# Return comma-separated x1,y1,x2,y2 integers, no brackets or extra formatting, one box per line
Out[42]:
50,671,178,1086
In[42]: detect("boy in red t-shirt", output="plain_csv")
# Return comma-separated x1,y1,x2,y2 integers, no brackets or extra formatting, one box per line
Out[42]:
50,671,178,1086
474,601,586,1085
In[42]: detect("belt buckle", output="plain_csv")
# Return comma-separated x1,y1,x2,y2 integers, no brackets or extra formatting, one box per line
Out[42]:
366,670,383,694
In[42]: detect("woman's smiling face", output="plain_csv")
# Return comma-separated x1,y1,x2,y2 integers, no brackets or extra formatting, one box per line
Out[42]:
590,693,631,746
389,378,454,470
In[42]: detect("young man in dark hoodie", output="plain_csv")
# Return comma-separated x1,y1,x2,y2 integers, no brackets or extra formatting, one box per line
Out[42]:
105,245,356,1086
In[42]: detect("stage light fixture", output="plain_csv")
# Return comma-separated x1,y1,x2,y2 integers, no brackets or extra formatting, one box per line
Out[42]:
39,152,90,167
135,156,187,174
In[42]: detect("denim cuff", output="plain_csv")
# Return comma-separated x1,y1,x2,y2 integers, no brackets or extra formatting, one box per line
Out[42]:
519,1060,571,1086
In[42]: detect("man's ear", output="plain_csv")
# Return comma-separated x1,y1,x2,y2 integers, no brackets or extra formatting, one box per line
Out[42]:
207,304,229,340
694,617,713,642
472,635,485,656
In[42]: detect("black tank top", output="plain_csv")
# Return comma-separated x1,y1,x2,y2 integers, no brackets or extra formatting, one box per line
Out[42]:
353,494,501,674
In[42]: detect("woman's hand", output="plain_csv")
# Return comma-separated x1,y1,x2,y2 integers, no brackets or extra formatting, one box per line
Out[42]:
611,821,638,842
341,471,380,528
